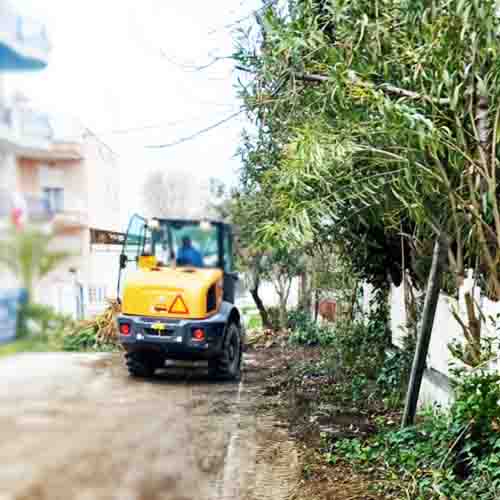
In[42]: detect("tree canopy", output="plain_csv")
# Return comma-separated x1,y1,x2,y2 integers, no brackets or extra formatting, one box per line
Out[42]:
233,0,500,297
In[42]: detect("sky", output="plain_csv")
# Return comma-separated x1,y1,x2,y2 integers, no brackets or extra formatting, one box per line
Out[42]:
9,0,259,223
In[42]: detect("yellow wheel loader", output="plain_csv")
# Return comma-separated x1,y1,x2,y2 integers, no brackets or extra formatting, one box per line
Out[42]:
116,215,244,380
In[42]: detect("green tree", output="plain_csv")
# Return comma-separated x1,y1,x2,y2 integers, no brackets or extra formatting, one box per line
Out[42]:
0,226,71,303
234,0,500,301
263,247,306,328
221,188,307,329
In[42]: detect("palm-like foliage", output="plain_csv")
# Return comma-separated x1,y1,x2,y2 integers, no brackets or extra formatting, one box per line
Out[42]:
0,226,71,302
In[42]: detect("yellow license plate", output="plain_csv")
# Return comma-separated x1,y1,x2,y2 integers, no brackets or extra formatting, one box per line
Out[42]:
151,323,166,331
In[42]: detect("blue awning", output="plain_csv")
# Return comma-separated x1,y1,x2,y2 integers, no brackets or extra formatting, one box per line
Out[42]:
0,1,50,71
0,45,47,71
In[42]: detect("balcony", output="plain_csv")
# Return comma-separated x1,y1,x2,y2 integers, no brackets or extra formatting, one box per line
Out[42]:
0,105,83,160
0,105,51,153
24,195,53,221
0,190,53,232
0,0,50,71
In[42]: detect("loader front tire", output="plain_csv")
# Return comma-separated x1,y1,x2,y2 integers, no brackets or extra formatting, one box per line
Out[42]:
208,323,242,381
125,352,156,378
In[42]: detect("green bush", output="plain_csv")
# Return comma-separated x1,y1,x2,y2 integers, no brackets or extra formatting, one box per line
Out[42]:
288,309,336,346
451,369,500,467
16,303,73,341
287,309,312,331
247,313,263,330
266,306,282,331
375,346,414,405
331,370,500,499
62,326,100,351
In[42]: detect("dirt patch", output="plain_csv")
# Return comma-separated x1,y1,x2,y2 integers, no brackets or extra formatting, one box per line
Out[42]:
246,344,391,500
0,352,301,500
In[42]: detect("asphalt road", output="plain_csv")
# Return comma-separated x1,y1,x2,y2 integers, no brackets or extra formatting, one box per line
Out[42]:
0,353,298,500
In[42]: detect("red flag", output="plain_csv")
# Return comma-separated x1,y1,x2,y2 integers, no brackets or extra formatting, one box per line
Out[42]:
11,207,24,229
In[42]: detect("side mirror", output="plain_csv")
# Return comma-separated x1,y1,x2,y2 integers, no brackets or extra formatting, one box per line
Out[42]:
119,253,128,269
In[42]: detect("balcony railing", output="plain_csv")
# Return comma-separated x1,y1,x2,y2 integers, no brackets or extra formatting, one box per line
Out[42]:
0,190,53,221
0,0,50,71
25,195,53,221
0,105,83,159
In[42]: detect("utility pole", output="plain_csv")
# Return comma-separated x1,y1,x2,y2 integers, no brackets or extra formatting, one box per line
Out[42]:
401,234,448,428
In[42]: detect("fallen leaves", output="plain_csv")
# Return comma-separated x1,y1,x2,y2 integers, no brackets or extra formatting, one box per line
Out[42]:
247,328,291,348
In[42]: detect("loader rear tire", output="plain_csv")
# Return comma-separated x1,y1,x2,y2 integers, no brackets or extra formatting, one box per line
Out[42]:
125,352,156,378
208,323,242,381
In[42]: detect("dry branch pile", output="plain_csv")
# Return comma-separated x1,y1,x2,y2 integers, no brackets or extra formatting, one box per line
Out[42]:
63,299,121,351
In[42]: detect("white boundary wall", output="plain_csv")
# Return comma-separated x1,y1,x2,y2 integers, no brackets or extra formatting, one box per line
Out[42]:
390,273,500,408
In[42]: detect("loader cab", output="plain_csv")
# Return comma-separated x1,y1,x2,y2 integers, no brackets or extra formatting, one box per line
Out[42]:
118,215,237,302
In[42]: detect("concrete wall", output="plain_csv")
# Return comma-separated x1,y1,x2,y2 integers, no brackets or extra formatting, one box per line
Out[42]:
0,151,17,193
389,275,500,408
86,244,121,316
83,132,120,231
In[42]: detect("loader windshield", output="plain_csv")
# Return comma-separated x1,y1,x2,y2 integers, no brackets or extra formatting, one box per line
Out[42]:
151,220,220,268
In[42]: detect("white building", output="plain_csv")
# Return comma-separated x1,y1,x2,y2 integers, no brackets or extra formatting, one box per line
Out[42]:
0,94,122,319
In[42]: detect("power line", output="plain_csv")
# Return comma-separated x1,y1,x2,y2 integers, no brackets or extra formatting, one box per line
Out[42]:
145,110,244,149
207,0,279,35
159,51,233,73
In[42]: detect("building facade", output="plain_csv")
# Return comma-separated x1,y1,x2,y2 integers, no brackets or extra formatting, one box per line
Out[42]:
0,0,50,292
1,96,121,318
0,0,50,341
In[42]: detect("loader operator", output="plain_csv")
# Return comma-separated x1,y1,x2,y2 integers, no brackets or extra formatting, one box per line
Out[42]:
176,236,203,267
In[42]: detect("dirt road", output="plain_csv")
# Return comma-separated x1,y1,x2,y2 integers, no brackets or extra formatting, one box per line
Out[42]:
0,353,299,500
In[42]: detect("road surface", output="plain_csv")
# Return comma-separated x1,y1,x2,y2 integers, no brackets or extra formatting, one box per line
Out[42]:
0,353,299,500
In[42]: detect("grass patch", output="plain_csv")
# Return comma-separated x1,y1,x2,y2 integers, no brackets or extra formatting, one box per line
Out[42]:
0,336,54,357
0,300,121,358
247,312,263,330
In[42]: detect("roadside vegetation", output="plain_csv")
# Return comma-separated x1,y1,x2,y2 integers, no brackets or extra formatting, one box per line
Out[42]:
229,1,500,498
0,223,121,357
0,300,121,357
249,290,500,499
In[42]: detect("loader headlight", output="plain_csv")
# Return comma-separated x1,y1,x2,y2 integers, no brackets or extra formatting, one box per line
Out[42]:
200,219,212,232
148,218,160,230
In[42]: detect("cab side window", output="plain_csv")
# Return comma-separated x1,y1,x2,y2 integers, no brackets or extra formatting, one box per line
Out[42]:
223,230,233,272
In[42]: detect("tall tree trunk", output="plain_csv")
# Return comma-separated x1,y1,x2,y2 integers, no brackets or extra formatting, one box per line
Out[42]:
314,289,320,322
274,275,293,329
298,263,313,313
279,295,288,330
349,281,359,321
250,285,270,329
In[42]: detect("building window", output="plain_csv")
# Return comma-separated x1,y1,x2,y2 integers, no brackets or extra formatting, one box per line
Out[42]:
43,187,64,213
